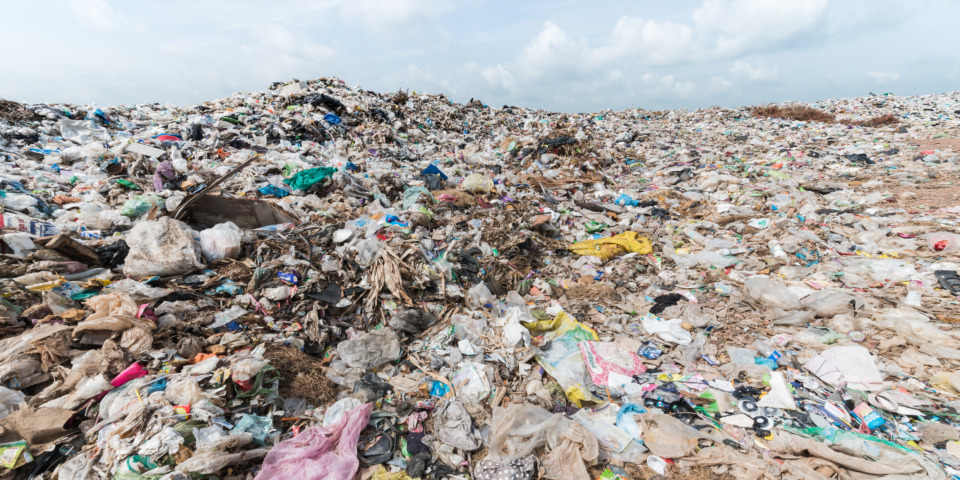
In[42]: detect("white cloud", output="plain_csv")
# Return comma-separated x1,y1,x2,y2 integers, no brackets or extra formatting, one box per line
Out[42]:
693,0,830,56
708,76,733,92
730,60,779,81
641,74,698,98
480,65,516,92
3,0,954,112
461,0,827,107
866,70,900,82
69,0,121,28
336,0,451,34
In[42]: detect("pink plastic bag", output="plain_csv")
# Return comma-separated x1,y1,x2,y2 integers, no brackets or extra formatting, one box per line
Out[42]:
578,341,647,387
254,402,372,480
111,362,147,387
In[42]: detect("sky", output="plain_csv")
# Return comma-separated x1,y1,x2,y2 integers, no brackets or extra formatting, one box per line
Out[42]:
1,0,958,112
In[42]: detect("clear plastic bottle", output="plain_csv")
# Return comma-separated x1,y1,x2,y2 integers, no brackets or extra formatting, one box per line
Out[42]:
753,339,782,363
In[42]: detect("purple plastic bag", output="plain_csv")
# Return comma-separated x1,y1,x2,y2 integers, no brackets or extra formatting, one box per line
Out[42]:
254,402,372,480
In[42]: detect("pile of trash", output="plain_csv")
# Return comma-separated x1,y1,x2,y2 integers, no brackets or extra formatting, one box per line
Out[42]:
1,79,960,479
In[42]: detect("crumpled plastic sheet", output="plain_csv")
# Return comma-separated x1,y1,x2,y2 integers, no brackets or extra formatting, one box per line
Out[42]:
433,399,482,451
74,292,155,337
767,430,947,479
284,166,337,191
568,231,652,261
254,402,372,480
486,403,598,480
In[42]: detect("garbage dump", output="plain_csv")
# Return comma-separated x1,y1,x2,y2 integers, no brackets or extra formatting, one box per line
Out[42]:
2,82,960,479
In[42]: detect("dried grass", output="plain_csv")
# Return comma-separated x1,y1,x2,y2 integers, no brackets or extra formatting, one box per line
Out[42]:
847,114,899,127
520,173,604,189
433,189,477,207
563,283,621,304
753,105,836,123
365,246,413,311
753,105,900,128
264,344,337,404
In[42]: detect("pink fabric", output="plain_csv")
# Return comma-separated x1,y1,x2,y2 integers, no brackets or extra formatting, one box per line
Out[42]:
254,402,372,480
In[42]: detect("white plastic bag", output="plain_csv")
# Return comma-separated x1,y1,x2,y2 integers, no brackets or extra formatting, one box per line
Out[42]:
804,346,885,391
744,276,800,310
641,315,692,345
166,376,206,405
0,193,38,211
757,371,797,410
199,222,243,262
123,217,204,278
0,386,25,419
466,283,494,310
925,232,960,253
462,173,494,193
60,119,110,143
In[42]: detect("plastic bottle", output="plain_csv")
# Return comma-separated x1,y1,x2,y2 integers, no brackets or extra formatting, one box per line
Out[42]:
753,339,782,363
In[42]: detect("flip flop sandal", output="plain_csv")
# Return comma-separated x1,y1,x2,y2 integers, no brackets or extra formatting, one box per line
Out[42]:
358,430,395,465
935,270,960,294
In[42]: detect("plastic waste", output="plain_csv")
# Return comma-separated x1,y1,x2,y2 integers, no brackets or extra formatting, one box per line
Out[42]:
569,231,653,261
199,221,243,262
255,402,371,480
120,195,163,218
462,173,494,193
123,217,204,278
744,276,801,310
337,329,401,370
925,232,960,252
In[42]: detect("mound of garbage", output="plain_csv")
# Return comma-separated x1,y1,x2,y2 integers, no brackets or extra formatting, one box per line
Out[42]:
1,78,960,479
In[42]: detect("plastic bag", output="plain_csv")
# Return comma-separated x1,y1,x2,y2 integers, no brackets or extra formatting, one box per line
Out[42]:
176,448,269,474
874,308,960,359
757,371,797,409
578,341,647,387
120,195,163,218
123,217,204,279
641,314,692,345
541,420,598,480
801,290,859,318
526,311,600,406
59,119,110,143
744,276,800,310
487,403,568,461
461,173,494,193
199,222,243,262
0,193,38,211
138,427,184,458
284,166,336,191
402,186,434,210
166,376,206,405
337,329,401,370
434,400,482,451
388,308,438,334
231,357,269,383
323,397,363,428
804,346,885,391
638,413,702,458
466,282,494,309
497,307,532,347
255,402,371,480
42,374,112,409
0,387,25,420
569,231,653,261
75,292,154,336
925,232,960,252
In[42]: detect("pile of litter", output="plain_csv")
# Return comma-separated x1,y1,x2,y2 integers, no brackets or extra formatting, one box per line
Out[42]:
1,78,960,479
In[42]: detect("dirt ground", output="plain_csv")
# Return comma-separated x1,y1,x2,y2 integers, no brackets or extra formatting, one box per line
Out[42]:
883,182,960,209
912,137,960,152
